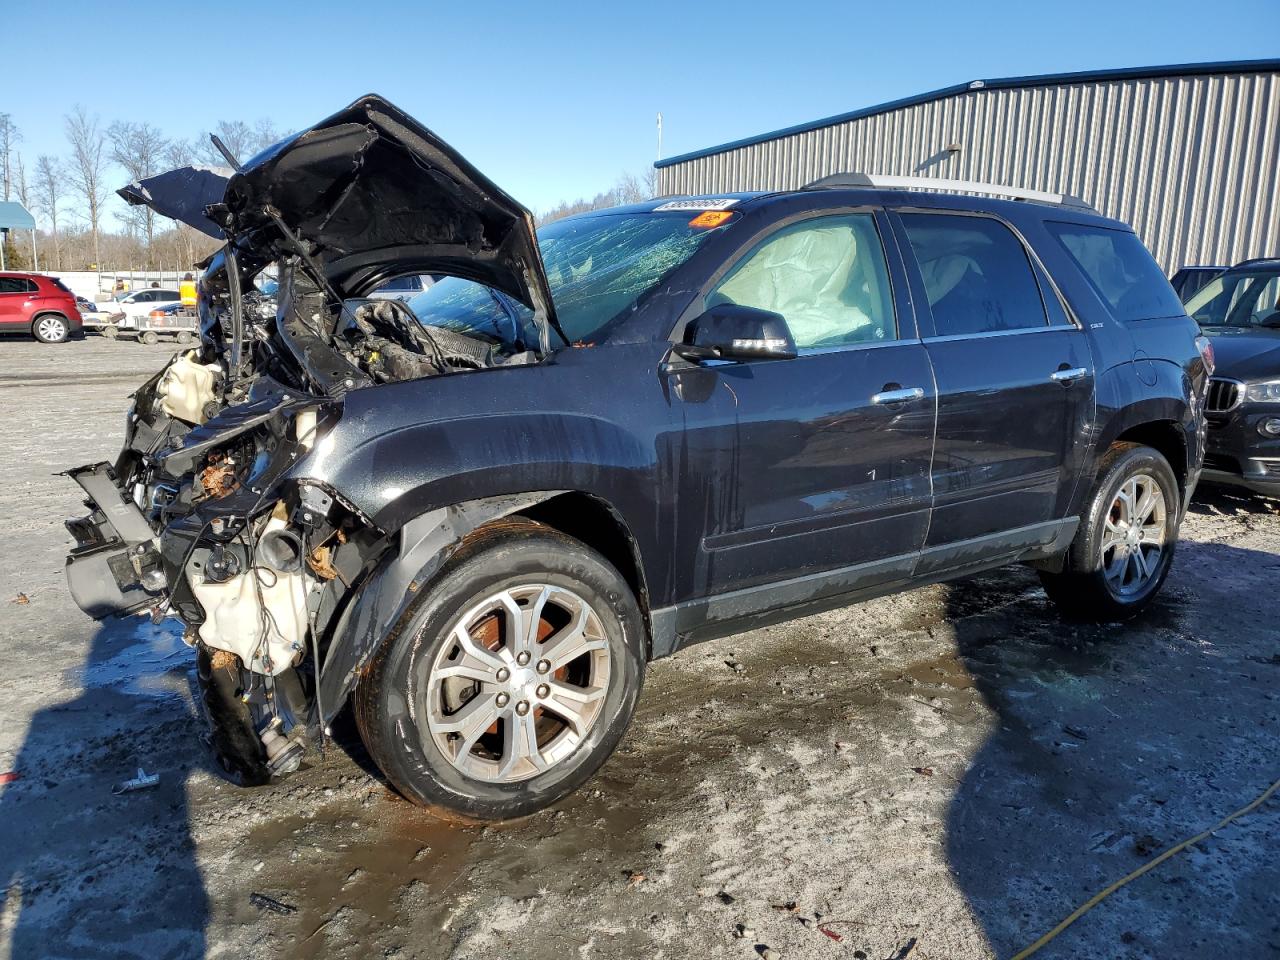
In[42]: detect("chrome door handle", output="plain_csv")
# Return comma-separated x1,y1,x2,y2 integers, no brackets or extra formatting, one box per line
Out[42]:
871,386,925,404
1050,367,1088,383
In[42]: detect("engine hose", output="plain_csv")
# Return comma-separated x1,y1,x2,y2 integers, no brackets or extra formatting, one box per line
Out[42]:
1011,774,1280,959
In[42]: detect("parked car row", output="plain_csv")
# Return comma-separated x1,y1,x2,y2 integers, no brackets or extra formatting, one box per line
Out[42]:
1182,256,1280,497
2,272,418,345
0,272,84,342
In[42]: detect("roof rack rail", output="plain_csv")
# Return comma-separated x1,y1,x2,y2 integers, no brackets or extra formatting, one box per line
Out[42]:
804,172,1096,212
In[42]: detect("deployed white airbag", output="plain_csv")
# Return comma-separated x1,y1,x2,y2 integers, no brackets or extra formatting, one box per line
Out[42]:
715,223,872,346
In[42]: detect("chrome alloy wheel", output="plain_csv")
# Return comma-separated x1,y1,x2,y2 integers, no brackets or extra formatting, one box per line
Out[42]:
36,316,67,342
1101,473,1167,597
424,584,611,783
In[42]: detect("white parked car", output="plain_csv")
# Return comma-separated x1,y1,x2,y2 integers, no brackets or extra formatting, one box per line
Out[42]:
99,289,183,330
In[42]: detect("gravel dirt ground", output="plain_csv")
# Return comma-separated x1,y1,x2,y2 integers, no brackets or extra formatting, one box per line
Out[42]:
0,336,1277,960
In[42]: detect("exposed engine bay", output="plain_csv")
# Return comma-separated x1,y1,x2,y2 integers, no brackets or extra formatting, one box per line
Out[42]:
66,257,537,782
63,94,562,784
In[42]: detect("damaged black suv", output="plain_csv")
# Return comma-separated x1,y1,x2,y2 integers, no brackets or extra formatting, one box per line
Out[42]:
65,96,1210,820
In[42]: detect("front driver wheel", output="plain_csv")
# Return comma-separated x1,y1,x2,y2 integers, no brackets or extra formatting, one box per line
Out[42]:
355,520,645,820
1040,442,1180,621
33,314,69,343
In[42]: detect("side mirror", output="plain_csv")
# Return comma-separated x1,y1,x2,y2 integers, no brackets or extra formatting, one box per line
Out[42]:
674,303,798,362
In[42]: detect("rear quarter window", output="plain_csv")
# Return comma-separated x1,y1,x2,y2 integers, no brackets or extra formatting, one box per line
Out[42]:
1047,222,1184,322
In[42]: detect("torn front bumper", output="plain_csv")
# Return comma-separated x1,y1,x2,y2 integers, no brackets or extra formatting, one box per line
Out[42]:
64,462,165,618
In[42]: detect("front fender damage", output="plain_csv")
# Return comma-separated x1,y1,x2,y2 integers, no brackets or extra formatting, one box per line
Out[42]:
315,492,565,728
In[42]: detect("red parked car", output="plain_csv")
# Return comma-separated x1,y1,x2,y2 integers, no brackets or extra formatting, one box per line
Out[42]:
0,272,83,343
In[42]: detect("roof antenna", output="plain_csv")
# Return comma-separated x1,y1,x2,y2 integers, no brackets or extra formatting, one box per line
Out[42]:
210,134,243,173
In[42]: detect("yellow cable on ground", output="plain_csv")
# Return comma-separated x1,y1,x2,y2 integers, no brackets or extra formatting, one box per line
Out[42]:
1011,775,1280,960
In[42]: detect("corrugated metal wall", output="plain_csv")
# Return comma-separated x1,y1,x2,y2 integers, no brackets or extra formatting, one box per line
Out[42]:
657,70,1280,272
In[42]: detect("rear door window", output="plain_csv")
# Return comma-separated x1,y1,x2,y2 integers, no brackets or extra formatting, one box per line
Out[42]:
0,278,27,294
1047,222,1184,322
900,213,1048,336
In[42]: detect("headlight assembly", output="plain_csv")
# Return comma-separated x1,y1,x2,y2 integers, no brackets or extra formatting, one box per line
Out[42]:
1244,380,1280,403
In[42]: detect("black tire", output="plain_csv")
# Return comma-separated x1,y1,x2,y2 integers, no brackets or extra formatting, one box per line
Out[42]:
101,325,119,340
140,330,159,346
195,647,271,787
355,520,646,820
32,313,70,343
1040,442,1180,621
176,331,194,345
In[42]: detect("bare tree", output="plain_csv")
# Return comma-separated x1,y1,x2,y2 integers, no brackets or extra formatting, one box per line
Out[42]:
164,137,197,170
13,153,30,208
251,118,284,154
0,114,20,201
642,166,658,198
199,120,253,166
108,121,169,264
539,170,659,225
65,106,109,268
614,171,648,205
195,119,288,167
33,156,65,269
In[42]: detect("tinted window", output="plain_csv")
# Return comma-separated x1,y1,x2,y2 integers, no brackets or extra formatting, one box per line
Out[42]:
708,214,896,350
158,290,180,301
0,277,25,294
1047,222,1184,322
1185,269,1280,327
902,214,1047,335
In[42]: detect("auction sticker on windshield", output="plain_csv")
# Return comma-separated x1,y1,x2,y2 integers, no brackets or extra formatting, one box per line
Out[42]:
652,198,741,212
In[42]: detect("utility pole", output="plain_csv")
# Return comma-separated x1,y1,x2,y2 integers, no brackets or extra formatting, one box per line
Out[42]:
656,112,663,162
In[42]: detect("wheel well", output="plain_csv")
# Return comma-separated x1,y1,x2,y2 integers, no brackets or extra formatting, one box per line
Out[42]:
1115,421,1187,489
31,310,69,326
515,492,651,641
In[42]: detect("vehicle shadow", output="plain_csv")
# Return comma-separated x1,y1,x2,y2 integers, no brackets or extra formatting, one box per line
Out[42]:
939,533,1280,958
0,616,210,959
1185,482,1279,518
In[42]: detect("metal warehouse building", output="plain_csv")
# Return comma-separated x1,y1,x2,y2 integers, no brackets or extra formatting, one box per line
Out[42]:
655,59,1280,272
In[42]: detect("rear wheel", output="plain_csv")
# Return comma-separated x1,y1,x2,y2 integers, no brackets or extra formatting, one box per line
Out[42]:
101,325,119,340
355,521,645,820
1040,443,1180,621
33,314,69,343
176,330,194,345
140,330,159,345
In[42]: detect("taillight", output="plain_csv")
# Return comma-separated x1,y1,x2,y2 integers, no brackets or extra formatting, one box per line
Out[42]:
1194,335,1215,375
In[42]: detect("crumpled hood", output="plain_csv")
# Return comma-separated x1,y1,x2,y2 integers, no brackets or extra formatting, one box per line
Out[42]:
1202,326,1280,381
118,164,234,239
218,94,560,336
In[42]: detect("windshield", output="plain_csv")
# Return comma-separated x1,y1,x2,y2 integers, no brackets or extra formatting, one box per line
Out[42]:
407,212,727,347
1185,269,1280,327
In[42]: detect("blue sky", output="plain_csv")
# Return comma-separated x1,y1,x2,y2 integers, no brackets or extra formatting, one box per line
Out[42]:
7,0,1279,219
